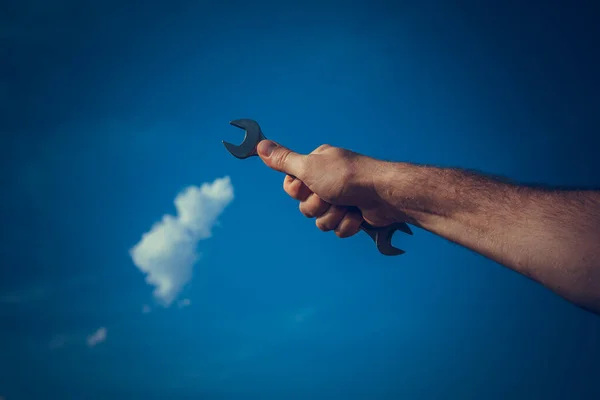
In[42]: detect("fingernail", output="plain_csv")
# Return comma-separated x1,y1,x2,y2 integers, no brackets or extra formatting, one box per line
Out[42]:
259,140,277,157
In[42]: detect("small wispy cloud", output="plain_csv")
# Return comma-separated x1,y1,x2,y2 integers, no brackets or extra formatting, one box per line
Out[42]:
0,275,96,305
130,177,234,307
87,327,107,347
48,335,67,350
0,283,49,304
178,298,191,308
290,307,315,324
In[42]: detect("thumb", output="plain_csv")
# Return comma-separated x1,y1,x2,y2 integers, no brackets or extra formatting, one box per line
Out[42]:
257,140,306,178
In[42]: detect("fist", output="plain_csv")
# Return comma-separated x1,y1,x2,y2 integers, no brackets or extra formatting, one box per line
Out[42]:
257,140,399,237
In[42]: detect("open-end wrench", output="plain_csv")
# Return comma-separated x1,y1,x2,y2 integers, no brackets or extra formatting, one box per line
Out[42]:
222,119,413,256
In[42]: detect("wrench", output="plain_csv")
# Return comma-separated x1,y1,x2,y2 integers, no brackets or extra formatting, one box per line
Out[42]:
222,119,413,256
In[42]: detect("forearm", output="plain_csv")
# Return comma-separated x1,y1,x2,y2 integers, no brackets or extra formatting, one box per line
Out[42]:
376,161,600,313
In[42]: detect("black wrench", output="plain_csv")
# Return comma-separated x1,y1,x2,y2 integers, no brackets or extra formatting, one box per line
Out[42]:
222,119,413,256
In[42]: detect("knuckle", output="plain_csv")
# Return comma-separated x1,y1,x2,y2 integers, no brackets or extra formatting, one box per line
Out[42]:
317,207,345,232
272,148,290,168
343,229,359,238
315,218,332,231
334,228,347,238
283,175,294,185
335,214,361,238
301,194,329,218
330,147,348,158
284,177,302,198
283,175,292,189
315,144,332,152
315,200,331,217
315,219,325,231
299,200,317,218
299,202,311,217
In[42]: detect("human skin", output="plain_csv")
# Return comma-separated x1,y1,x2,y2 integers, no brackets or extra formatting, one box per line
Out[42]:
256,140,600,315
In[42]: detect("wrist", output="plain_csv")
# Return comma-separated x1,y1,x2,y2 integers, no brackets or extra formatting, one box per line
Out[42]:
372,160,442,226
374,160,409,208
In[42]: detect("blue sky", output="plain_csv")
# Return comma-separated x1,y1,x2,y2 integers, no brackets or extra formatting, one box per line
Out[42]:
1,1,599,399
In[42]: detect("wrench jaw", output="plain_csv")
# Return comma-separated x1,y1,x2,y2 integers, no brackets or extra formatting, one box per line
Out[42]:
361,222,413,256
223,119,267,159
229,118,260,132
375,229,406,256
222,139,257,159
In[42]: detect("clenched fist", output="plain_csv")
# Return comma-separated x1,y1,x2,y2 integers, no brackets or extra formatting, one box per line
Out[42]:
256,140,400,238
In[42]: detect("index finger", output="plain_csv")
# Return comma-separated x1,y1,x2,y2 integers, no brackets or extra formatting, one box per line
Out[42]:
283,175,312,201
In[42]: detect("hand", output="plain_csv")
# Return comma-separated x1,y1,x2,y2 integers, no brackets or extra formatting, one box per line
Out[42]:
257,140,399,238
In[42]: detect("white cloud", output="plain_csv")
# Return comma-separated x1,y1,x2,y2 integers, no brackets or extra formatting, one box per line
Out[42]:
130,176,234,307
87,327,107,347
